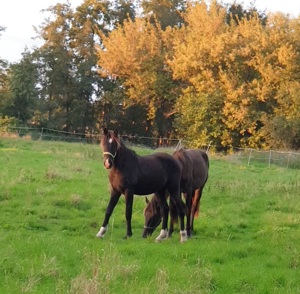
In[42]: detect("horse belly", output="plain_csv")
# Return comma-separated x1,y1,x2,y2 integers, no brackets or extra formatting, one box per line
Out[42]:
134,176,166,195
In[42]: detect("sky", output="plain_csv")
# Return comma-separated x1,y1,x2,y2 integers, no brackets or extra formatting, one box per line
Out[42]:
1,0,300,63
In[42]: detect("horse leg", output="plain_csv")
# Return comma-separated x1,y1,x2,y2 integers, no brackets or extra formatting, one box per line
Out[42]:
96,190,121,238
184,191,193,237
124,190,134,238
155,191,169,242
168,198,176,237
170,187,187,242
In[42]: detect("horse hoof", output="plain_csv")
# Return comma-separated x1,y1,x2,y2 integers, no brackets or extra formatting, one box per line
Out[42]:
155,229,168,242
96,226,107,238
180,230,188,243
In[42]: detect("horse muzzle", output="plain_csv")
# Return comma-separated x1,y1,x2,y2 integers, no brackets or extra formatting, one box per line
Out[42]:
104,158,112,169
142,227,154,238
103,151,116,169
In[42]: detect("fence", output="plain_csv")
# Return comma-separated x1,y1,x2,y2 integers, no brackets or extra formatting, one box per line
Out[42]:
0,126,183,148
227,147,300,169
1,126,300,169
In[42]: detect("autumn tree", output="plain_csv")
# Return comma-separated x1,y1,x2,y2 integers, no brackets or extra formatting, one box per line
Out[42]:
258,13,300,149
98,17,181,137
169,1,228,147
169,1,300,149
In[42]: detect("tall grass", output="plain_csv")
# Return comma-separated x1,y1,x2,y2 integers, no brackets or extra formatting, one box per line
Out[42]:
0,137,299,293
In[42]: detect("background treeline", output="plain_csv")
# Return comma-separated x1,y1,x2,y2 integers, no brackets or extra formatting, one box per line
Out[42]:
0,0,300,149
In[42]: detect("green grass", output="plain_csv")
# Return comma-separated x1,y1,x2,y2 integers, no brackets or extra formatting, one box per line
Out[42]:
0,137,300,293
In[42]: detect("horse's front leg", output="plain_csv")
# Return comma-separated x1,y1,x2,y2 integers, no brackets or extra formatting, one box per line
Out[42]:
96,189,121,238
124,190,134,238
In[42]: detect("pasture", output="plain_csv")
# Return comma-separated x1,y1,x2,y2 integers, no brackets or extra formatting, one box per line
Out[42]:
0,137,299,293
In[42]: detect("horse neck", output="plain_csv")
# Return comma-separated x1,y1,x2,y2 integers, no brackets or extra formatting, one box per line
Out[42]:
114,144,136,168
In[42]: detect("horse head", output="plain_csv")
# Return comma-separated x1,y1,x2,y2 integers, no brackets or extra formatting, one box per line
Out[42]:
100,128,121,169
143,196,162,237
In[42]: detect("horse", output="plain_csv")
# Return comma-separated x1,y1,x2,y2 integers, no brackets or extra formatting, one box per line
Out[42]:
143,149,209,238
96,128,188,242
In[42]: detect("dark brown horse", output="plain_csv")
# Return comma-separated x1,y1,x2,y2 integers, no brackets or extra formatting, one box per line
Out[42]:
143,149,209,238
96,128,187,242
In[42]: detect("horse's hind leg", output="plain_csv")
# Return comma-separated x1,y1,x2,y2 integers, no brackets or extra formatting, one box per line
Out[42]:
184,191,193,237
168,198,177,237
169,187,187,242
155,191,169,242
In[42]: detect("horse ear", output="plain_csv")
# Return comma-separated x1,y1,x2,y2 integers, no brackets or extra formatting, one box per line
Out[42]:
145,197,149,204
114,129,119,137
103,128,108,135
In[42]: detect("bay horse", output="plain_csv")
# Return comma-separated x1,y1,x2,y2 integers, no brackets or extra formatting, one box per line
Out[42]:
143,149,209,238
96,128,187,242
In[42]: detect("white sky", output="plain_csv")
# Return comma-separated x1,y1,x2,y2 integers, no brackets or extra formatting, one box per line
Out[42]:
1,0,300,63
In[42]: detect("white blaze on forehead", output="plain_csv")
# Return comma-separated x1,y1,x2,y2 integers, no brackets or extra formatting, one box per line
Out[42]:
108,138,113,143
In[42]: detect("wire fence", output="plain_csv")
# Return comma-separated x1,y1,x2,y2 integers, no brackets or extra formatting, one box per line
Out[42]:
227,147,300,169
1,125,300,169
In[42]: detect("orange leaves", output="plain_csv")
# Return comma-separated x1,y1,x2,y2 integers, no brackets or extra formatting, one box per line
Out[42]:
97,16,179,122
95,1,300,148
98,18,163,80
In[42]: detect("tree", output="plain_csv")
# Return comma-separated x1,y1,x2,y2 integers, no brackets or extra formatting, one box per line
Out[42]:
169,1,229,146
0,60,11,117
258,14,300,149
7,49,38,124
35,2,77,130
169,1,300,149
226,2,267,26
0,26,11,118
98,17,181,136
70,0,137,133
34,0,137,133
141,0,186,29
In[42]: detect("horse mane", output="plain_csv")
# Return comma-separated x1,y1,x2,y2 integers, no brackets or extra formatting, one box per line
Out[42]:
144,195,160,217
106,130,140,163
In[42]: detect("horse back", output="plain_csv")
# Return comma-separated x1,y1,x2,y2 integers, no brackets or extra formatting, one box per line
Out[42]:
111,151,181,195
173,149,209,191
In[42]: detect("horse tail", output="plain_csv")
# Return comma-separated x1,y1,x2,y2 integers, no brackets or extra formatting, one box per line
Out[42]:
170,198,188,223
201,151,209,170
192,151,209,218
170,199,179,223
191,189,202,218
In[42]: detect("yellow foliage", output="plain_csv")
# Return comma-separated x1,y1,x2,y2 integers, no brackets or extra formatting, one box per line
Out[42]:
95,1,300,148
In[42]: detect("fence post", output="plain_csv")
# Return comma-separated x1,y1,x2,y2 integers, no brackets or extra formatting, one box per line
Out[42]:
268,150,272,167
206,141,212,154
286,152,291,168
40,127,44,140
175,139,182,151
247,148,252,166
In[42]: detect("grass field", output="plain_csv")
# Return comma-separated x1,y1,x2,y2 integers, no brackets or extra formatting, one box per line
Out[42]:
0,137,300,293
